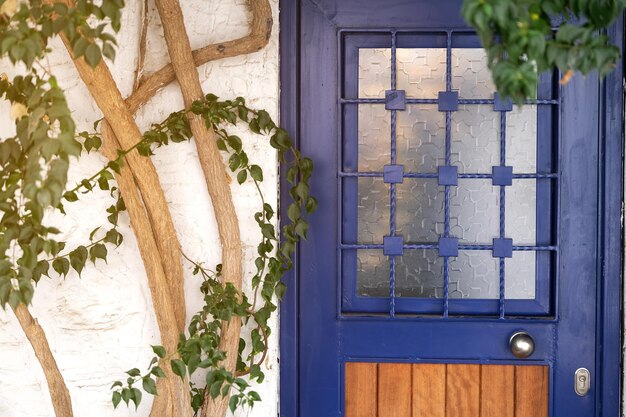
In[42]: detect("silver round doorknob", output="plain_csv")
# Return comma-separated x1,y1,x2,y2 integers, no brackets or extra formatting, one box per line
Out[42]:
509,331,535,358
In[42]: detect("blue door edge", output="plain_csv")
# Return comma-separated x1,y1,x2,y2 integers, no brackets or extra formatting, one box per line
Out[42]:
277,2,625,416
278,1,300,416
595,13,624,417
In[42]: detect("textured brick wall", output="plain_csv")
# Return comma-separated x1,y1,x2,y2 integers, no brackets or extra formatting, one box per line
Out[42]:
0,1,280,416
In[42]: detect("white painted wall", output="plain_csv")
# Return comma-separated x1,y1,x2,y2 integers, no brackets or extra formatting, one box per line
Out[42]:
0,1,280,416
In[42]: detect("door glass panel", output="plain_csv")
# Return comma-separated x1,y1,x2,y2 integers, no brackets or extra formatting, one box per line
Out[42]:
451,48,496,98
358,48,390,98
397,48,446,98
449,251,499,299
451,105,499,173
357,178,389,244
507,105,538,172
396,105,445,172
396,179,442,243
358,104,390,171
357,250,390,296
345,33,556,315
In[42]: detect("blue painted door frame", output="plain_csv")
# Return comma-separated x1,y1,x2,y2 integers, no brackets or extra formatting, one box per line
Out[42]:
279,1,624,416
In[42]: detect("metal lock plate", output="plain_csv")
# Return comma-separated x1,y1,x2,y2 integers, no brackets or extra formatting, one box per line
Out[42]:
574,368,590,396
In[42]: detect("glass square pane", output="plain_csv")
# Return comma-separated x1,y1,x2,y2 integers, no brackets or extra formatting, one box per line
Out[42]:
505,251,536,299
358,104,390,171
450,179,500,244
396,179,441,243
449,251,499,299
357,250,390,297
451,105,500,173
451,48,496,98
396,48,446,98
359,48,391,98
396,250,443,297
396,105,445,172
506,105,538,173
505,180,537,245
357,178,389,244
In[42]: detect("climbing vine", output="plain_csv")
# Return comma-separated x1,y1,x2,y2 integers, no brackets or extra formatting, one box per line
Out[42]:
1,0,313,415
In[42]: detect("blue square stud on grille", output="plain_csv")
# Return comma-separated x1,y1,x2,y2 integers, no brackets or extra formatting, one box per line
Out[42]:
383,236,404,256
494,93,513,112
438,91,458,111
492,166,513,186
383,164,404,184
385,89,406,110
493,238,513,258
438,237,458,257
438,166,458,186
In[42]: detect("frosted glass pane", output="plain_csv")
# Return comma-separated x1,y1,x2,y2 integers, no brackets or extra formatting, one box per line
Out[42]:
449,251,499,299
357,178,389,244
357,250,445,298
506,105,538,173
396,250,444,297
451,105,499,173
397,48,446,98
396,105,446,172
505,251,536,299
396,179,442,243
450,179,500,245
357,250,390,296
358,104,390,171
505,180,537,245
452,48,496,98
358,48,390,98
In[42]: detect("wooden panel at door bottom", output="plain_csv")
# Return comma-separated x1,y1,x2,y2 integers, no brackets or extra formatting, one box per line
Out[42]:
344,363,548,417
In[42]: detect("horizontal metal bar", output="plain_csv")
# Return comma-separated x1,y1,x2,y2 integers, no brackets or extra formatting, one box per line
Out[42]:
340,244,558,251
340,98,560,105
339,172,559,179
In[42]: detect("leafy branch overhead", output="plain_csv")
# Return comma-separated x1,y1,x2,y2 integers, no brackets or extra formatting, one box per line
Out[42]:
462,0,625,103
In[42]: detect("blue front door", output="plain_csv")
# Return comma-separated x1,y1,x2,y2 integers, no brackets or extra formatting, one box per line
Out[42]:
279,1,623,416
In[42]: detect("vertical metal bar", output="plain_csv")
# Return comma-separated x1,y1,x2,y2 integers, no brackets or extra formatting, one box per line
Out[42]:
389,31,398,317
498,111,507,318
442,31,453,318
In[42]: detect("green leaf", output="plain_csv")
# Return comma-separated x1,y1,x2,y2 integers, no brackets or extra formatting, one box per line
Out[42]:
52,258,70,277
142,377,157,395
287,203,301,222
151,366,166,378
84,43,102,68
130,388,142,409
170,359,186,379
151,345,166,358
237,170,247,185
226,135,242,152
126,368,141,377
229,396,239,412
112,391,122,408
249,165,263,181
89,243,107,263
69,246,88,276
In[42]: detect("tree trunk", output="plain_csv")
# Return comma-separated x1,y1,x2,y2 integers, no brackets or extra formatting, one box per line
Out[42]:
152,1,244,417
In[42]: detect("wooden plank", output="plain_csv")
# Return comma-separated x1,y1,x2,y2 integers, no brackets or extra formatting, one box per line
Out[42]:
412,364,445,417
345,362,378,417
515,366,549,417
379,363,412,417
446,364,480,417
480,365,514,417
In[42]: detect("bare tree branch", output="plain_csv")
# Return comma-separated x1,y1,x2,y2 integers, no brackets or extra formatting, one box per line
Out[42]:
152,1,245,417
13,305,74,417
129,0,272,113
